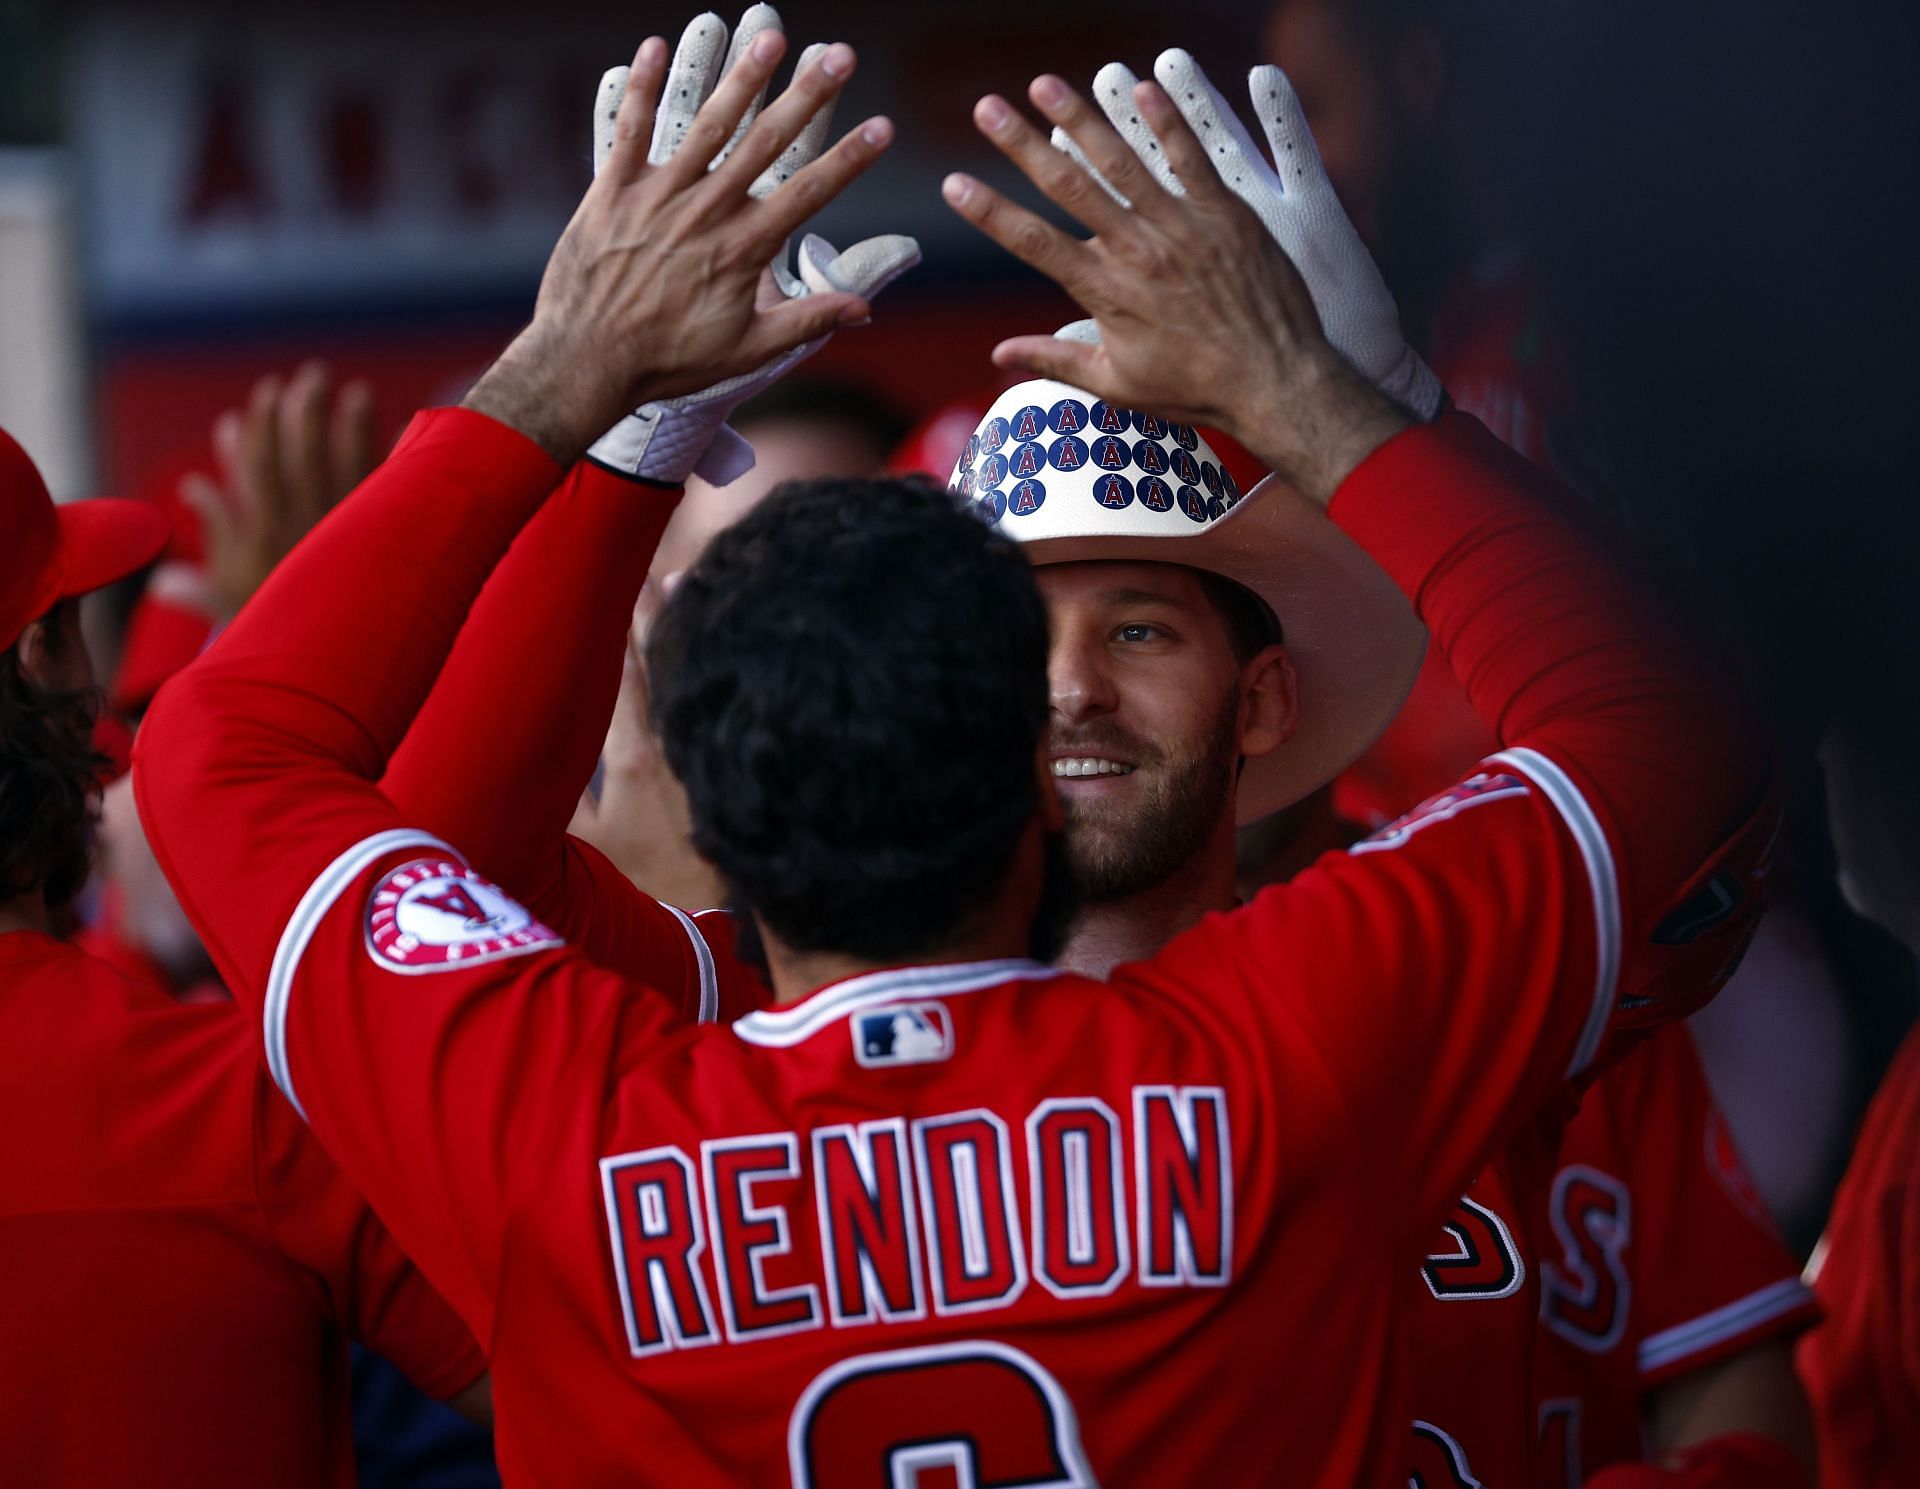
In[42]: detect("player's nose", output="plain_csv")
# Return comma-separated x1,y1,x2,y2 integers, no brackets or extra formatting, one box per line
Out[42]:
1048,631,1119,723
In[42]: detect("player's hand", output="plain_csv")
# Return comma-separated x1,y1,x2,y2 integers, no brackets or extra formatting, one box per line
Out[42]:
464,26,894,466
180,361,378,619
1050,52,1442,421
943,72,1406,504
586,7,920,488
567,578,726,910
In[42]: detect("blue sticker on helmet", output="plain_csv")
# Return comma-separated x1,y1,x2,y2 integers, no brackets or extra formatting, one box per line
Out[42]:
1172,424,1199,450
1138,475,1174,511
1009,404,1047,442
976,489,1007,522
1090,435,1130,471
1133,411,1168,439
1008,478,1047,516
1009,441,1046,480
1177,485,1208,523
977,416,1010,454
1201,462,1222,499
1133,439,1169,475
977,452,1008,490
1047,436,1088,473
1090,400,1132,435
1047,399,1089,435
1171,448,1201,486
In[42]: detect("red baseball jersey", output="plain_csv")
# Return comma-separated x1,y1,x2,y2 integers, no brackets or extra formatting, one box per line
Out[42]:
1535,1023,1816,1487
135,407,1765,1485
221,758,1614,1488
0,929,484,1485
1799,1024,1920,1489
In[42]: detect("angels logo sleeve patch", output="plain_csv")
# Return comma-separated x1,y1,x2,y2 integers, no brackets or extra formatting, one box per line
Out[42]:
365,857,563,973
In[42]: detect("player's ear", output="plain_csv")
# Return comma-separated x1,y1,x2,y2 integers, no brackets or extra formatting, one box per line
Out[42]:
1237,643,1300,761
1033,740,1066,832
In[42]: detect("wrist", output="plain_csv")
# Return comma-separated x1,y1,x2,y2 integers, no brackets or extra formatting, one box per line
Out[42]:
463,325,623,467
1236,351,1410,507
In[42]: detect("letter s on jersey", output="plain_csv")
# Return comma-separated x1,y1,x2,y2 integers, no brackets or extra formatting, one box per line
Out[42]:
1540,1164,1631,1352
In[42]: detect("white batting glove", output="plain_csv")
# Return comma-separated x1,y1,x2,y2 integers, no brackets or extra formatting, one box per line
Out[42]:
586,7,920,486
1052,51,1442,421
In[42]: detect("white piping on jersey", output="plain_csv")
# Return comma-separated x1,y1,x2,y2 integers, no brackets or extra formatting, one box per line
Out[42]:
1636,1275,1814,1377
734,959,1059,1048
265,828,454,1122
1488,748,1620,1080
661,904,719,1024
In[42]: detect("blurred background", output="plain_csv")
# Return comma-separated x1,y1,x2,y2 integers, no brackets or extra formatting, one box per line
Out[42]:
3,0,1918,1247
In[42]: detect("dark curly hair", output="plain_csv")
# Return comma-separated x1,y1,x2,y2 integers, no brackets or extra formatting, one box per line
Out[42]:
648,475,1053,966
0,633,104,910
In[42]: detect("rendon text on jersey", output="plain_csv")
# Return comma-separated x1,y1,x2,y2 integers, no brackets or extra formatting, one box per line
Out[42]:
599,1086,1232,1356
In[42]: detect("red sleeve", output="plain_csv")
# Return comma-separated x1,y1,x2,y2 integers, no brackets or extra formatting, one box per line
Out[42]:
134,407,697,1337
378,457,757,1023
1609,1027,1817,1386
1799,1025,1920,1488
1177,413,1767,1239
1331,413,1770,1002
251,1078,485,1398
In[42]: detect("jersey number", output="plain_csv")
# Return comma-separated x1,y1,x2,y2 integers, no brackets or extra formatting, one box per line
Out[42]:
788,1340,1094,1488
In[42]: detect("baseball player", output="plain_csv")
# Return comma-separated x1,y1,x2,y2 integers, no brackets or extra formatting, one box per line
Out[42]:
1796,714,1920,1489
1535,1023,1818,1488
0,428,488,1484
136,27,1762,1489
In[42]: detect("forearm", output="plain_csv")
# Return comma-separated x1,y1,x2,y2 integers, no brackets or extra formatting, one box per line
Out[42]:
382,459,680,914
1645,1341,1816,1475
1328,411,1765,922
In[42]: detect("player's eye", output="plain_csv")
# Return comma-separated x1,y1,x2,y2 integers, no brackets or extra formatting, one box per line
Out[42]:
1114,622,1164,644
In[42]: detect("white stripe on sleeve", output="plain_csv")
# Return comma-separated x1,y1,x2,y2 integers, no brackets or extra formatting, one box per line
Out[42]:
1488,748,1621,1079
264,829,454,1121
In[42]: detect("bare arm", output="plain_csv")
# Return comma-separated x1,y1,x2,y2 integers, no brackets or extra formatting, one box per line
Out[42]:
1645,1340,1815,1474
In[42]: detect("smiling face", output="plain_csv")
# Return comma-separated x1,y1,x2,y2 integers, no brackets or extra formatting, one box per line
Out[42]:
1037,561,1296,903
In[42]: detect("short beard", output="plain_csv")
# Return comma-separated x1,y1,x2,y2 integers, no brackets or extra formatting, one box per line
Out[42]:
1062,682,1242,904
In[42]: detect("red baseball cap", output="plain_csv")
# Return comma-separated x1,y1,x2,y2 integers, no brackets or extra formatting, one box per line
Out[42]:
2,427,169,651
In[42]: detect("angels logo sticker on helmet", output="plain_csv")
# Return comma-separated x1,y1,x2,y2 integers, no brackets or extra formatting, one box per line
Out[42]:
1011,442,1045,480
1091,436,1130,471
1047,436,1087,472
1091,400,1130,434
1047,398,1088,434
978,452,1009,490
976,416,1010,454
1008,479,1047,516
365,857,562,973
1010,404,1046,441
1095,474,1134,510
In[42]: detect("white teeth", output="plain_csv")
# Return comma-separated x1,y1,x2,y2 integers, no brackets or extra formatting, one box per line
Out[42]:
1051,757,1136,778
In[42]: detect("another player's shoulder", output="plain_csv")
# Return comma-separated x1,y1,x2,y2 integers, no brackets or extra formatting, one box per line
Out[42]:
0,931,260,1212
0,928,249,1070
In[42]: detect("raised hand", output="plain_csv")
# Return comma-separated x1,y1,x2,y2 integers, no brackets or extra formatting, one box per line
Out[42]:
180,361,378,619
943,70,1408,503
1050,53,1442,421
585,6,919,487
465,25,894,466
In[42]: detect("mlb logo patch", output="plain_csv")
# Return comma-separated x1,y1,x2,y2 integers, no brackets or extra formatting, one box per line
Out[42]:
852,1002,955,1068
